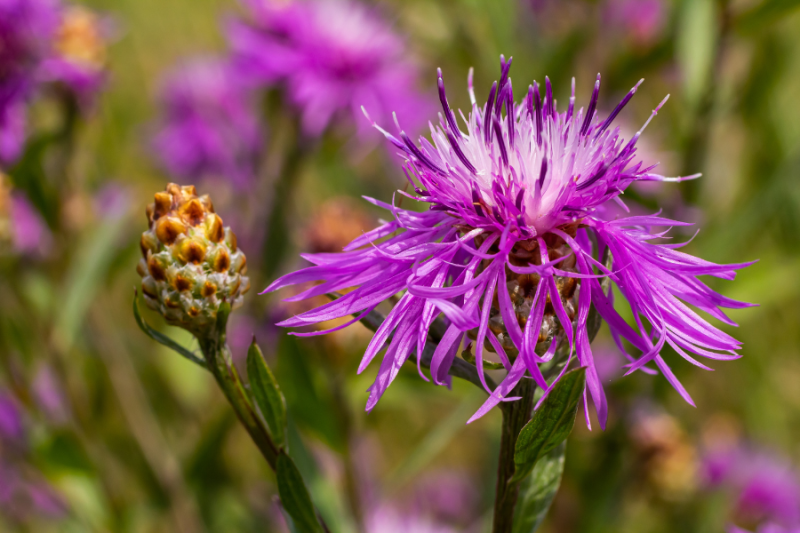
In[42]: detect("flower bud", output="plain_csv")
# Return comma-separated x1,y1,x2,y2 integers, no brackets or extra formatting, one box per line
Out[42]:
137,183,250,335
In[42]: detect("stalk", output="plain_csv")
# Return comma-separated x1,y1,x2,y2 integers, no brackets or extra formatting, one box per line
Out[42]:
492,378,536,533
198,335,279,470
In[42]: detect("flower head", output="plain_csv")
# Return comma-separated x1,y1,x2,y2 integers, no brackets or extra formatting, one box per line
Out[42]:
227,0,430,137
137,183,250,335
704,443,800,527
266,58,754,425
40,5,110,107
605,0,666,46
152,58,264,190
0,0,59,163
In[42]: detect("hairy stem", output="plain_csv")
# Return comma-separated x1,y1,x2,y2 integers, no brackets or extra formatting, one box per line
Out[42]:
198,337,279,470
492,378,536,533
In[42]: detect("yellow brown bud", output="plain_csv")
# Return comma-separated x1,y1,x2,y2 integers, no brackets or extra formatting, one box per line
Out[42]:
137,183,250,335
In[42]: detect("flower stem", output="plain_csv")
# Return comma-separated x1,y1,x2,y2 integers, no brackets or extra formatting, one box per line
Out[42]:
198,337,279,470
492,378,535,533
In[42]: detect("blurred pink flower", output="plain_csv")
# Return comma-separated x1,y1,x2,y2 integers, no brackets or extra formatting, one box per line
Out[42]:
10,193,51,256
605,0,666,45
227,0,431,138
152,57,264,190
704,443,800,527
32,365,69,424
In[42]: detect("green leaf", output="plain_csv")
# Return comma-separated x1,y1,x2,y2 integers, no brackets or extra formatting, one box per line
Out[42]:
512,443,566,533
511,367,585,483
246,339,288,449
54,213,129,351
132,290,206,368
277,453,325,533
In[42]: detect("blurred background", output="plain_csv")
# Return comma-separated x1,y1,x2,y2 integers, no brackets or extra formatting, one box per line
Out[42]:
1,0,800,531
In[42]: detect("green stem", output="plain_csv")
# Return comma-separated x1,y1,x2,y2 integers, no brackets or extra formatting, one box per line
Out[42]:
492,378,536,533
198,337,279,470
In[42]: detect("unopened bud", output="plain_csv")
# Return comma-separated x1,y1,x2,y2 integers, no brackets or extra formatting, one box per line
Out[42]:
137,183,250,335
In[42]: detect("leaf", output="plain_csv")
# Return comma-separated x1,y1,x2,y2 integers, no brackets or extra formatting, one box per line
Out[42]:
54,213,129,351
512,443,566,533
132,290,206,368
511,367,585,483
277,453,325,533
246,339,288,449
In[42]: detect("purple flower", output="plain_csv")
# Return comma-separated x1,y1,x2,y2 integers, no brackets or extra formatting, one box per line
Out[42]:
39,5,110,108
605,0,666,45
265,58,754,425
151,57,264,190
366,507,456,533
10,192,51,256
32,365,69,424
0,0,59,164
731,525,800,533
704,444,800,526
0,392,23,442
227,0,430,138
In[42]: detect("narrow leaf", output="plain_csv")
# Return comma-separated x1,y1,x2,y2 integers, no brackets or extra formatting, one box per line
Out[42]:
277,453,324,533
511,367,586,483
247,339,288,448
512,443,566,533
132,289,206,368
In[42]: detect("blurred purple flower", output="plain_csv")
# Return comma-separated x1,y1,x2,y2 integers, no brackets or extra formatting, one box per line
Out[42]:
93,181,131,220
605,0,666,45
152,58,264,190
26,483,68,518
0,388,68,522
39,6,110,108
0,0,59,164
366,507,456,533
32,365,69,424
412,471,480,526
10,192,51,255
266,58,754,425
227,0,430,138
731,525,800,533
704,444,800,527
0,392,23,441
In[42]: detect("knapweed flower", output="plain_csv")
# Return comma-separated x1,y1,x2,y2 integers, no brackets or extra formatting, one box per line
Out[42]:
605,0,666,46
703,443,800,527
9,191,52,256
152,58,264,190
137,183,250,335
227,0,430,138
40,5,109,107
266,58,753,425
0,0,59,164
0,0,108,163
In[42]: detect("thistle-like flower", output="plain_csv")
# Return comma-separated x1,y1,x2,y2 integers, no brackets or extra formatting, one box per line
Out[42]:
151,58,264,190
0,0,59,164
227,0,430,137
266,58,754,425
40,5,110,107
137,183,250,335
